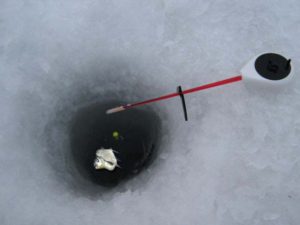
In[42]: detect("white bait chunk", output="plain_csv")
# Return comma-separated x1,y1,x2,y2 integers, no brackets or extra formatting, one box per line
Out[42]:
94,148,118,171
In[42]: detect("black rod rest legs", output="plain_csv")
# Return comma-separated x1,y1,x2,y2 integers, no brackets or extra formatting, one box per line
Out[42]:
177,86,188,121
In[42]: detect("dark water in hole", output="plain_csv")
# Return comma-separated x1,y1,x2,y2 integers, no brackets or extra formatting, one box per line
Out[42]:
70,101,161,187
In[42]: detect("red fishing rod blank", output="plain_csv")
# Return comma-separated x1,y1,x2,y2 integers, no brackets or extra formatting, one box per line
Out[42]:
106,75,243,114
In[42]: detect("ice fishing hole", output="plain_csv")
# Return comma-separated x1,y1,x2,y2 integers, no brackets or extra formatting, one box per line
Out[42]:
70,101,162,187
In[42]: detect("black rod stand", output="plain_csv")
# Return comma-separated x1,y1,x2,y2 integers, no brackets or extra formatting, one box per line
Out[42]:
177,86,188,121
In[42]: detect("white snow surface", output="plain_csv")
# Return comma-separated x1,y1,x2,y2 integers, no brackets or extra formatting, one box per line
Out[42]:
1,0,300,224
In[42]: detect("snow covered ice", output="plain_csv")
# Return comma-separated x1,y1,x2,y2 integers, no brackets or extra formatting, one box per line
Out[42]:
1,0,300,224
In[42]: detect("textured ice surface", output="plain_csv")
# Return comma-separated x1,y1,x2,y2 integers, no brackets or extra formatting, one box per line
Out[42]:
1,0,300,224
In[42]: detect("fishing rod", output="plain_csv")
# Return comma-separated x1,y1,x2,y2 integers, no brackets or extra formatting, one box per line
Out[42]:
106,53,293,120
